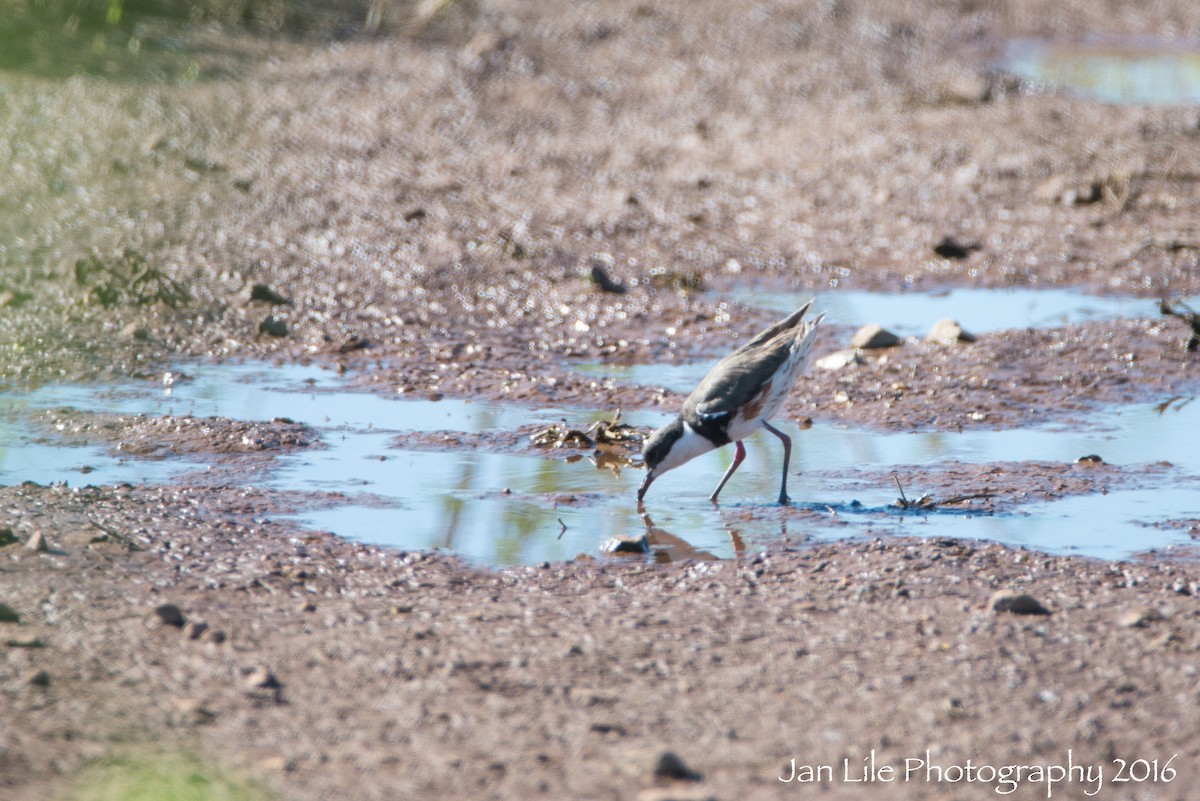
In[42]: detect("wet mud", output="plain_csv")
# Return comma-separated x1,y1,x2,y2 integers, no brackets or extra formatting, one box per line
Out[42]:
828,458,1173,512
36,408,321,459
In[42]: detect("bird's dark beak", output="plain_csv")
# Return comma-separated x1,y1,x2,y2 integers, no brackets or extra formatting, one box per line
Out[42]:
637,472,655,503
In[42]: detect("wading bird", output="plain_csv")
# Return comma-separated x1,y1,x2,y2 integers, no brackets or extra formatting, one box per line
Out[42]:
638,301,822,505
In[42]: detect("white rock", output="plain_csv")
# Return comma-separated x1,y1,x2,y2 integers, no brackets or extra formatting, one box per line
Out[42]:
850,323,900,349
925,318,977,344
815,349,861,370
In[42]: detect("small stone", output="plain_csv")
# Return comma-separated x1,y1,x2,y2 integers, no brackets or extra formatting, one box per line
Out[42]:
0,527,17,547
258,316,288,337
4,635,45,648
183,621,209,640
297,601,317,613
25,531,49,552
943,73,990,104
1034,175,1068,203
152,603,186,628
279,565,310,581
601,534,650,554
246,666,283,692
201,628,227,644
850,323,901,349
1119,607,1162,628
1034,175,1101,206
989,590,1050,616
171,698,216,726
119,322,150,341
1077,454,1104,465
815,349,861,370
1063,180,1103,206
589,263,627,294
932,236,982,259
653,751,702,782
0,603,19,624
24,669,50,687
247,283,293,306
925,318,977,344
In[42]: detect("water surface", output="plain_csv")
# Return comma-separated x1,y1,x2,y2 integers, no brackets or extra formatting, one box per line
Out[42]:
2,362,1197,564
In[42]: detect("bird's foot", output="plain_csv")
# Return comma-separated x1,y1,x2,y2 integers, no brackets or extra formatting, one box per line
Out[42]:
778,494,791,506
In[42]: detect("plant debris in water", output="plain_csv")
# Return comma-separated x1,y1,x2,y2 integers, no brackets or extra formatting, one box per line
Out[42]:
1160,297,1200,352
530,411,644,450
890,474,995,511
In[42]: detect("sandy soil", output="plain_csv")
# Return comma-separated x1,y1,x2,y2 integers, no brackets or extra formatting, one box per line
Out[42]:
3,0,1200,798
5,482,1200,801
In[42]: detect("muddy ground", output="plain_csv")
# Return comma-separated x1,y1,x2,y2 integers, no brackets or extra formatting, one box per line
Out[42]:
3,0,1200,798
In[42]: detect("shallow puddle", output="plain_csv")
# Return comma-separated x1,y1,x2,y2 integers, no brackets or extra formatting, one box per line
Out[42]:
734,286,1164,335
2,362,1198,565
578,286,1175,394
1004,38,1200,105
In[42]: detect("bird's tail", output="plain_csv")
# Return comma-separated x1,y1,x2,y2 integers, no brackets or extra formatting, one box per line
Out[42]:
742,299,816,351
788,308,824,367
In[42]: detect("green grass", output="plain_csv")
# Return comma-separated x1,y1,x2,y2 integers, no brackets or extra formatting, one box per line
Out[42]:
67,753,275,801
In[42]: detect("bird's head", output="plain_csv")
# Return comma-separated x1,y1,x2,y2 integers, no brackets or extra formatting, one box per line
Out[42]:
637,418,714,502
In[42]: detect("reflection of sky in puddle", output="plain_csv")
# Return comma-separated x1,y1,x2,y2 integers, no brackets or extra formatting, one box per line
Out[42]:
1004,38,1200,105
577,287,1192,395
733,287,1165,335
2,362,1198,565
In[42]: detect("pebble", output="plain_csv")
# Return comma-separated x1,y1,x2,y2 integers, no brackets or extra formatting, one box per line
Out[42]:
1035,175,1101,206
654,751,703,782
1076,454,1104,465
0,527,16,547
989,590,1050,616
850,323,901,349
25,531,49,552
601,534,650,554
248,283,294,306
119,322,150,341
815,349,861,370
258,316,289,338
932,236,982,259
1119,607,1163,629
246,666,283,692
589,264,627,294
153,603,186,628
202,628,228,644
183,621,209,640
171,698,216,726
24,669,50,687
0,603,19,624
4,634,45,648
925,318,977,344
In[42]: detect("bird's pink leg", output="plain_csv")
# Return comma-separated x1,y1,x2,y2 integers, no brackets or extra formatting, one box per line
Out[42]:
709,440,746,503
762,421,792,504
